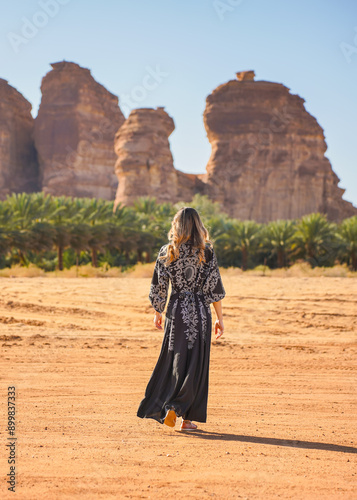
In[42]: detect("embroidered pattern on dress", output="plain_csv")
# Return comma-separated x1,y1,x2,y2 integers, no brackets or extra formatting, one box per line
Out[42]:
180,293,200,350
168,298,178,351
149,242,226,349
149,251,170,313
202,252,225,305
198,296,207,343
149,281,168,313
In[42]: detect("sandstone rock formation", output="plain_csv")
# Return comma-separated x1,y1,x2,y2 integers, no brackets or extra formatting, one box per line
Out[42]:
34,61,125,200
2,63,356,224
236,70,255,81
0,79,39,199
114,107,204,209
203,71,357,222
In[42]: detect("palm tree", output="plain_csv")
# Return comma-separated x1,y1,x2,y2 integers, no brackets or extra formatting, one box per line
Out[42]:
112,204,141,264
0,203,12,264
133,197,159,216
30,222,56,254
204,214,230,264
80,197,114,225
88,223,109,267
222,219,263,270
4,193,47,265
292,213,336,267
5,192,44,230
46,196,77,270
78,198,113,266
8,229,30,266
0,202,12,227
108,206,136,254
0,228,10,265
336,216,357,271
133,197,173,262
262,220,296,268
178,193,223,219
69,222,91,272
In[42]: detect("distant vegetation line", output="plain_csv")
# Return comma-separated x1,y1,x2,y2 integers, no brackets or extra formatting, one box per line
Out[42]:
0,193,356,272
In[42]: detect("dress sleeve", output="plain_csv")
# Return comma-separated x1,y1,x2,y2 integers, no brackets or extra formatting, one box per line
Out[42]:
203,247,226,305
149,246,170,314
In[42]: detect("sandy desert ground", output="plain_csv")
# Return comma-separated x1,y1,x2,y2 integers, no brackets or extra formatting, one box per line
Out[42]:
0,272,356,499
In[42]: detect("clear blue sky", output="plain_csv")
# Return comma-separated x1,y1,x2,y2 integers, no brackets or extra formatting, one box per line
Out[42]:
1,0,356,206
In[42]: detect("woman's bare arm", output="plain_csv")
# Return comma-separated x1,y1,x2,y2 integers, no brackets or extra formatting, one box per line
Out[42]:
212,300,223,321
212,300,224,339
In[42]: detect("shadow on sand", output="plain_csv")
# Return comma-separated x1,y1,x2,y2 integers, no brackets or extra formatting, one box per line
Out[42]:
175,429,357,454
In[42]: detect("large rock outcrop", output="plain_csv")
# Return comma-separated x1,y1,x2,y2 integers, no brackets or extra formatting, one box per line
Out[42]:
114,107,203,208
0,79,39,199
203,71,357,222
34,61,125,200
2,64,356,223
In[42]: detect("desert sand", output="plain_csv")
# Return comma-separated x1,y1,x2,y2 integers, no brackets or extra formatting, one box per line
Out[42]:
1,272,356,499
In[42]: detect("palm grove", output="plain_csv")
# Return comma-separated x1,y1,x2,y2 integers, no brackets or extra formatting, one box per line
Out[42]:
0,193,356,272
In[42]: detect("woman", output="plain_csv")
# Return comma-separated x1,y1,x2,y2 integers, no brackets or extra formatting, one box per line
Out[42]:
137,207,226,431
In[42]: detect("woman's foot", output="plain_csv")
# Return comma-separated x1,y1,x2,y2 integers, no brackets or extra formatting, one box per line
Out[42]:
164,409,176,428
180,420,198,431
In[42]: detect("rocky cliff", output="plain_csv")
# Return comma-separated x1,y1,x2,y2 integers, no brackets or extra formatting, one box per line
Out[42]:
34,61,125,200
1,64,356,223
114,107,203,209
0,79,39,199
203,71,357,222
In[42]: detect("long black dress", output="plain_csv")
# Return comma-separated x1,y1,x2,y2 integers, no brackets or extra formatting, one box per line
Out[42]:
137,241,226,424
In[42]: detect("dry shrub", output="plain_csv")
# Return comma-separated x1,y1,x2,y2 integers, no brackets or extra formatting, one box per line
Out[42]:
275,262,313,277
282,262,354,277
0,264,45,278
244,265,272,277
0,262,355,279
220,267,244,278
244,262,356,278
48,264,124,278
124,262,156,278
0,263,154,279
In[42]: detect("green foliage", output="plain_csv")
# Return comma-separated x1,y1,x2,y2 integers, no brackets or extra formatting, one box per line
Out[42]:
0,193,355,271
261,220,297,268
218,219,263,269
336,216,357,271
176,193,223,219
292,213,337,267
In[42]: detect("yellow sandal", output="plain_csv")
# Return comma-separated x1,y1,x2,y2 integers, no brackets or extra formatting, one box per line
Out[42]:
164,409,177,428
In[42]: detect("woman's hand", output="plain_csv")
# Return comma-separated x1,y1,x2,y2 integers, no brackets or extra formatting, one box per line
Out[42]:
214,318,224,339
153,311,163,330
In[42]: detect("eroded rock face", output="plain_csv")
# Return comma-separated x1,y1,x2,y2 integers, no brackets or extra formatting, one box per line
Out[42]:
0,79,39,199
203,72,357,222
2,64,355,223
236,70,255,81
34,61,125,200
114,107,203,208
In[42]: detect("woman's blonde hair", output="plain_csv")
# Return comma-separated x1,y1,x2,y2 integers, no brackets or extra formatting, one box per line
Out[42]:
159,207,212,266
